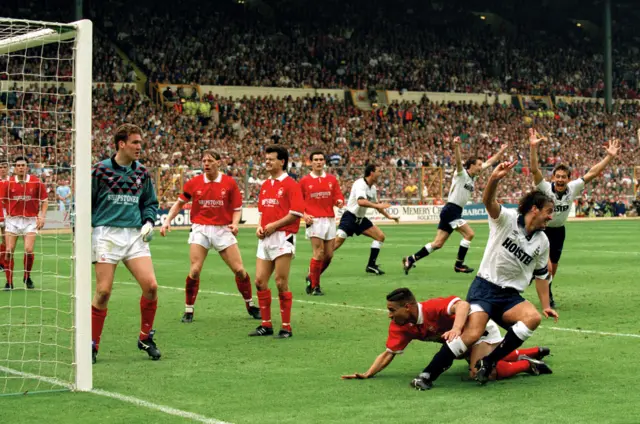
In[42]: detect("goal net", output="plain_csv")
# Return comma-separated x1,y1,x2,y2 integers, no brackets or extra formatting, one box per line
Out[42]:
0,18,92,395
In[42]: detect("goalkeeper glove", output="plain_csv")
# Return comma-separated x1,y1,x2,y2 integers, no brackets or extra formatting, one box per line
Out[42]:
141,221,154,243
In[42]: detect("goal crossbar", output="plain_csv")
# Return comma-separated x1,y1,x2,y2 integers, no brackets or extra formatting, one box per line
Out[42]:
0,18,77,55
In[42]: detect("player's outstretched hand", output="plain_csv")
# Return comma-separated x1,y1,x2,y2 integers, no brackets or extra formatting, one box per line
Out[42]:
36,215,45,230
256,226,265,239
605,138,620,157
528,128,546,146
452,136,461,145
490,161,518,180
500,143,508,151
392,216,400,224
442,329,462,343
341,373,369,380
140,222,154,243
303,213,314,226
543,307,559,322
160,224,170,237
378,203,392,210
336,199,344,208
227,224,239,236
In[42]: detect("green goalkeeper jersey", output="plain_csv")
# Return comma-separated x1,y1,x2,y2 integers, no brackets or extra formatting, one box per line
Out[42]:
91,156,158,228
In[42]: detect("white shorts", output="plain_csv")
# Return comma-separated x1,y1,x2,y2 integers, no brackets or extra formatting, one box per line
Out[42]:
305,217,337,241
188,224,237,252
5,216,37,235
474,319,503,346
92,226,151,264
256,232,296,261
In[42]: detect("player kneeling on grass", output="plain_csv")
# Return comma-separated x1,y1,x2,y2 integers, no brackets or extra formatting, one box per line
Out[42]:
91,124,161,363
161,150,260,322
300,150,344,296
251,145,304,339
342,288,551,389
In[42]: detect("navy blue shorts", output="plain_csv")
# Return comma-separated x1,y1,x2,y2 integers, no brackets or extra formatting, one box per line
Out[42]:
466,276,526,330
438,203,464,234
543,226,565,264
338,211,374,237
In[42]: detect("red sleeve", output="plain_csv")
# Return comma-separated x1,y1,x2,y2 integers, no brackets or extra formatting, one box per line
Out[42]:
287,179,304,217
299,176,309,201
39,180,47,200
424,296,461,318
331,176,344,204
229,178,242,211
179,178,193,203
385,323,412,354
258,182,266,214
0,182,6,209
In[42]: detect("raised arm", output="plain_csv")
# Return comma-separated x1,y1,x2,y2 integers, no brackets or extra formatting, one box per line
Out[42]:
583,138,620,184
529,128,546,185
453,136,463,174
483,161,518,219
483,143,508,170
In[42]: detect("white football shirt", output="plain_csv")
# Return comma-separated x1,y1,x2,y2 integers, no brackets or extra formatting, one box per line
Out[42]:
346,178,377,218
476,207,550,292
536,178,585,228
447,169,475,208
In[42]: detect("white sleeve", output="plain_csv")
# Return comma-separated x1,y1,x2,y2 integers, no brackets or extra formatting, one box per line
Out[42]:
567,178,585,199
536,179,553,195
354,180,367,200
533,239,550,280
490,205,517,228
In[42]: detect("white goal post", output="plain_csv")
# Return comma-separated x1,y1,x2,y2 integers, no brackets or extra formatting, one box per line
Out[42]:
0,17,92,394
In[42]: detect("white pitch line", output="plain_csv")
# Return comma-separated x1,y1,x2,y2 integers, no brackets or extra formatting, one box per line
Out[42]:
118,282,640,340
0,365,230,424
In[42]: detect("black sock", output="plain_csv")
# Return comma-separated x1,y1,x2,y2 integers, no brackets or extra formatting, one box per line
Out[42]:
455,245,469,266
368,248,380,267
421,343,456,381
413,246,430,262
485,328,525,364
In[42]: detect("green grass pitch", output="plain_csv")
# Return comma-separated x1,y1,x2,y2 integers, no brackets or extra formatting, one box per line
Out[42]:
1,220,639,423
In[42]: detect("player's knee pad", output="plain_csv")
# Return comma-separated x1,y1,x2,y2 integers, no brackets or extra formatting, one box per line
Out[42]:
512,321,534,341
336,229,348,239
371,240,383,249
446,337,468,357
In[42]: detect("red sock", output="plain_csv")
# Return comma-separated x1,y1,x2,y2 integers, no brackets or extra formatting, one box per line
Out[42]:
279,291,292,331
257,289,272,328
309,258,323,289
496,360,531,379
321,257,332,275
0,243,6,268
91,306,107,350
139,296,158,340
5,256,14,284
235,273,254,308
502,347,541,362
23,253,34,279
185,276,200,310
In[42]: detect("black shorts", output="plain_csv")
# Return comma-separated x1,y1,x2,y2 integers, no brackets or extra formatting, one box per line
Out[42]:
437,203,464,234
466,276,526,330
338,211,374,237
544,226,566,264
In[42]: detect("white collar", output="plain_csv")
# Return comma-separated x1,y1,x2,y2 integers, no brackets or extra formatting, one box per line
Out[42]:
15,175,30,183
416,303,424,325
310,171,327,178
270,172,288,182
203,173,222,184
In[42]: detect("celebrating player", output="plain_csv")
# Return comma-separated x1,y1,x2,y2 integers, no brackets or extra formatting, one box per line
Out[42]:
334,164,399,275
411,161,559,388
90,124,161,363
160,150,260,322
529,129,620,306
1,157,48,290
341,288,551,389
403,137,507,275
300,150,344,296
250,145,304,339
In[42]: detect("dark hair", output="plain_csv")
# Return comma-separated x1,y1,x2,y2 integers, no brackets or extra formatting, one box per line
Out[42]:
364,164,377,177
386,288,416,304
309,150,325,161
266,145,289,170
552,164,571,176
464,157,481,170
114,123,142,151
14,156,28,164
202,150,221,160
518,190,553,215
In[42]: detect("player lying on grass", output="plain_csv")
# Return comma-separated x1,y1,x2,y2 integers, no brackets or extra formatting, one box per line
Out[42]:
342,288,551,390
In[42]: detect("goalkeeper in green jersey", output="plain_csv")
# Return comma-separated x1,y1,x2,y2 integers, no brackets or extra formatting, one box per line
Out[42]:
90,124,161,364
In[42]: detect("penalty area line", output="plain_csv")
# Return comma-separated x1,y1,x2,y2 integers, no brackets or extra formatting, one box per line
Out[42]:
118,282,640,340
0,366,231,424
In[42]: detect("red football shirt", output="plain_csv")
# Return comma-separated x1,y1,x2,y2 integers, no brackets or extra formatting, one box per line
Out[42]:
258,173,304,234
1,175,48,218
300,172,344,218
179,173,242,226
386,296,461,354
